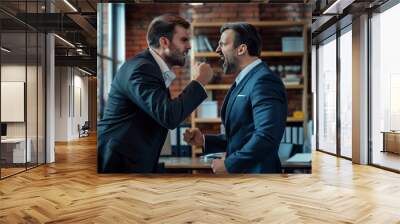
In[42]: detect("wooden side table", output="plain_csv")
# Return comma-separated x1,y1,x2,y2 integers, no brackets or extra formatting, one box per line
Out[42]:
381,131,400,154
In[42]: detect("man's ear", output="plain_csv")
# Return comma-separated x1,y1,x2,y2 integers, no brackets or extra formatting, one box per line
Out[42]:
159,36,170,49
237,44,247,56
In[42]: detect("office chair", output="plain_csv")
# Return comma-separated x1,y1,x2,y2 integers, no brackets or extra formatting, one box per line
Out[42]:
78,121,90,138
278,143,294,163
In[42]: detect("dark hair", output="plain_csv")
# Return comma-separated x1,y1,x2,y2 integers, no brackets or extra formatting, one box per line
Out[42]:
220,22,262,57
147,14,190,48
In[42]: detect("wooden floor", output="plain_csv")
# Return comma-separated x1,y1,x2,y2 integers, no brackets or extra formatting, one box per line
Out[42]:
1,167,26,177
372,151,400,171
1,135,400,223
1,163,45,178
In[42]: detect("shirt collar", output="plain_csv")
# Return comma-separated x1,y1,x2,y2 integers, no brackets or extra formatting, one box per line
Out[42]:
235,59,262,85
149,48,176,87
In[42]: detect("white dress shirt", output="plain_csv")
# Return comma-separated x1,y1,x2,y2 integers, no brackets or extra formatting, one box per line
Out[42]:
235,58,262,85
149,47,176,88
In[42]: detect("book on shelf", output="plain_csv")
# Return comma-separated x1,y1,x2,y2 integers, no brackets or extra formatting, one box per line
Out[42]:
205,90,213,101
283,81,301,86
292,126,299,144
299,127,304,145
281,126,305,145
166,124,192,157
197,101,218,118
282,36,304,52
194,35,214,52
283,75,301,85
285,126,292,143
203,36,214,51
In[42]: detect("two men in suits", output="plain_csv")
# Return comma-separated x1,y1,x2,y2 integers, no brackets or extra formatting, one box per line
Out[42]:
97,14,214,173
184,23,288,174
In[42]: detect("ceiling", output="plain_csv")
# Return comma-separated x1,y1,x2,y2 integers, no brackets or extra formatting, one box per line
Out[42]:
6,0,379,75
0,0,97,74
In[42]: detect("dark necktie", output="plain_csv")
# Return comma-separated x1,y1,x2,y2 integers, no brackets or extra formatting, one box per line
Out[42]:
222,82,237,122
227,82,237,101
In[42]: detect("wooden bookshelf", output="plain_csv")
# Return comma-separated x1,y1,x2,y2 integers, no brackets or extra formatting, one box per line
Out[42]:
190,20,309,158
194,117,304,124
192,20,308,28
195,51,304,58
285,84,304,89
204,84,231,90
205,84,303,90
205,74,304,93
194,118,221,123
287,117,305,122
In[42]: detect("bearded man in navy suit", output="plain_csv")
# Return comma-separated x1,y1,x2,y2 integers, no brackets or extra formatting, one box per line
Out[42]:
184,23,288,174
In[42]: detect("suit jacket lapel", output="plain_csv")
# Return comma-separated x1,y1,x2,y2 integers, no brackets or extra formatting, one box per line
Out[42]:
224,63,264,132
141,48,173,99
142,48,166,88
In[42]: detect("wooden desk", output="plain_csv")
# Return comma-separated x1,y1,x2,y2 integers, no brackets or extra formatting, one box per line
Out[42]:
159,157,212,169
159,155,312,173
159,157,212,173
381,131,400,154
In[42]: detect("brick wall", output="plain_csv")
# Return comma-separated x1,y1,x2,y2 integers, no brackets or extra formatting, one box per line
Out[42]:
186,3,260,22
125,3,311,132
125,3,311,98
125,4,190,99
126,4,187,58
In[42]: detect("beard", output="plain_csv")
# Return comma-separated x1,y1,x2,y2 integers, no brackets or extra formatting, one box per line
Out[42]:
222,54,239,74
165,46,186,66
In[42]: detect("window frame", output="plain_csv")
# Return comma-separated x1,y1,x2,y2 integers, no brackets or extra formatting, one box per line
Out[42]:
314,18,353,160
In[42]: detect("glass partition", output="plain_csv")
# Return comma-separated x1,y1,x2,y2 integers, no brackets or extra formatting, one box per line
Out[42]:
1,31,28,177
370,3,400,171
0,1,46,179
339,27,352,158
317,35,337,155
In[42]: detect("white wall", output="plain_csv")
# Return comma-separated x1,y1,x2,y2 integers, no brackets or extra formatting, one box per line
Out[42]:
46,33,55,163
55,67,68,141
55,67,89,141
1,65,26,138
1,65,41,137
74,73,89,137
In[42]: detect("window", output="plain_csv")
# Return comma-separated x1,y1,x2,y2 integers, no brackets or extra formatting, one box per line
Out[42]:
317,35,337,154
339,27,352,158
370,3,400,171
97,3,125,120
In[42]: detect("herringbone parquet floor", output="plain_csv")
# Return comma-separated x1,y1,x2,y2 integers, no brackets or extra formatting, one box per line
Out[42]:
1,134,400,223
